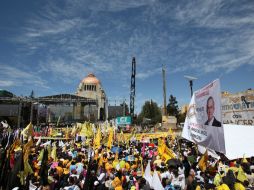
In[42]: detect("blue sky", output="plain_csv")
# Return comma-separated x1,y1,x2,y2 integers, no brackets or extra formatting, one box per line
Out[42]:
0,0,254,113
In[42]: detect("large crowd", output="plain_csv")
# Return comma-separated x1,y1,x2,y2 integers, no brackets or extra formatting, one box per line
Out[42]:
0,122,254,190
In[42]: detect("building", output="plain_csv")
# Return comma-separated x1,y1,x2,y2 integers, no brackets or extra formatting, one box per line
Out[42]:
76,73,107,121
221,89,254,125
180,104,189,114
108,105,129,119
0,74,108,126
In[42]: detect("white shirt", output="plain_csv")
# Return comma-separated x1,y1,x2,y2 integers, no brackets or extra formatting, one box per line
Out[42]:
208,117,215,126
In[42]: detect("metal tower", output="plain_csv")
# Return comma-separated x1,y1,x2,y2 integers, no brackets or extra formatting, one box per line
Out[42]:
130,57,136,117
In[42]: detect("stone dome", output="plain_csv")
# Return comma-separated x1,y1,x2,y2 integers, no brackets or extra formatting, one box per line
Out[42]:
81,73,100,84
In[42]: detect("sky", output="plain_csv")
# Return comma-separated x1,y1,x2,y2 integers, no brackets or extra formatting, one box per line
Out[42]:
0,0,254,114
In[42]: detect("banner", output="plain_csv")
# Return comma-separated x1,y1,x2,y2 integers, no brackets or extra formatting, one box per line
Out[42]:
182,79,226,153
221,90,254,125
224,124,254,160
116,116,132,125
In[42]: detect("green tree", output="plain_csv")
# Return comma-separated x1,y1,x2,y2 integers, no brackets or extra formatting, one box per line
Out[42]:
138,100,162,124
167,95,179,118
120,102,129,116
178,112,186,123
30,90,34,99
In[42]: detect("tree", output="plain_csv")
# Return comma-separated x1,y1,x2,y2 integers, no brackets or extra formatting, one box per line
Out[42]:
138,100,162,125
167,95,179,118
178,112,186,123
30,90,34,99
120,102,129,116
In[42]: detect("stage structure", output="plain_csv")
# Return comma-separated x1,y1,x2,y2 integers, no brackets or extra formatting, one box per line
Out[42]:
0,94,97,127
0,73,108,127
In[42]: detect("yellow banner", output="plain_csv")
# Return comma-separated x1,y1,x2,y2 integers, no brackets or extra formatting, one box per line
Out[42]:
116,132,169,141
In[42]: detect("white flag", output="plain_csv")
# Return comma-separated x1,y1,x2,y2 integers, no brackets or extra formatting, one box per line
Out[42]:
151,170,164,190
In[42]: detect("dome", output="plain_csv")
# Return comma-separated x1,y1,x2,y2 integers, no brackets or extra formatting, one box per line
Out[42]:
81,73,100,84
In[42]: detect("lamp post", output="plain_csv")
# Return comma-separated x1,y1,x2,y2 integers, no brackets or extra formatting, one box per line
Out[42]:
184,75,197,97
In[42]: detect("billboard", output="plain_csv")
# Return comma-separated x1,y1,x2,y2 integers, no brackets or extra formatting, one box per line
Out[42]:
182,79,226,153
222,90,254,126
116,116,132,125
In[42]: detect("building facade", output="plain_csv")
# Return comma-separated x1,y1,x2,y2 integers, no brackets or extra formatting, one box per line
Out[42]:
76,73,107,121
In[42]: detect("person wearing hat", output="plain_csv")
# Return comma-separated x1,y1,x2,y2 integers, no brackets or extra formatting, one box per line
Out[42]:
63,176,80,190
112,176,123,190
56,162,64,177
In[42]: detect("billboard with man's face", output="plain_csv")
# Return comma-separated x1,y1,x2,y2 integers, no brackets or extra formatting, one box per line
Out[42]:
182,79,226,153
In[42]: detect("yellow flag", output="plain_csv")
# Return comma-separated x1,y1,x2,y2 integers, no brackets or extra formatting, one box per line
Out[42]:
38,149,44,162
234,182,245,190
23,139,33,160
158,139,165,155
241,154,248,163
115,151,119,161
121,130,125,143
71,126,77,137
94,126,101,150
24,160,33,177
51,145,57,161
237,166,247,182
107,127,113,150
56,116,61,127
198,150,208,172
157,138,175,161
21,122,33,140
98,155,103,166
169,128,176,142
164,145,176,159
80,123,88,137
10,139,21,153
65,126,69,138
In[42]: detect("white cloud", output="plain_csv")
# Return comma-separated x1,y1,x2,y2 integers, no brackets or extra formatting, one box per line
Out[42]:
0,65,49,88
66,0,156,12
6,0,254,94
136,67,161,80
0,80,15,87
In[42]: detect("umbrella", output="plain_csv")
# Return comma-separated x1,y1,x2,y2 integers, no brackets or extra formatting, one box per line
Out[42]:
50,162,58,169
167,158,181,168
111,146,122,153
125,155,135,162
187,155,196,164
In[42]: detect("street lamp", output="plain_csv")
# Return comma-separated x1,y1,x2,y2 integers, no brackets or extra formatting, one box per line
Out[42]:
184,75,197,97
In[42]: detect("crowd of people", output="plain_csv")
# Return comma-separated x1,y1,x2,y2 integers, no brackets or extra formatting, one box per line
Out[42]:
0,121,254,190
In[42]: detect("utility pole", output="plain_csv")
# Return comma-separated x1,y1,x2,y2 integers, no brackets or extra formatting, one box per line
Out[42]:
162,66,167,116
123,99,126,116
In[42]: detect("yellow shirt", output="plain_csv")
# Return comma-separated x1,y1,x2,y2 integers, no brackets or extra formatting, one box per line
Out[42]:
216,184,230,190
234,182,246,190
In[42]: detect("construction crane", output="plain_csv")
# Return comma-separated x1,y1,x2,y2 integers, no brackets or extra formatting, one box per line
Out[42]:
130,57,136,118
